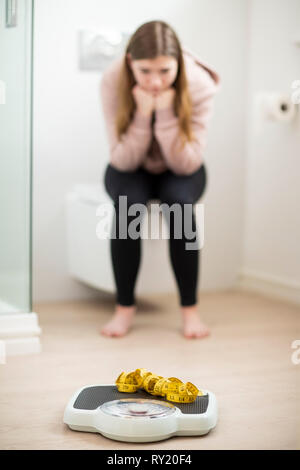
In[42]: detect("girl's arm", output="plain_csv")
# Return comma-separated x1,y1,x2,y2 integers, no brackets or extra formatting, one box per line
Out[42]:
100,73,152,172
154,78,219,175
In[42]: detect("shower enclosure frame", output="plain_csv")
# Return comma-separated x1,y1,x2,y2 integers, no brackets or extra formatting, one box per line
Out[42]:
0,0,41,361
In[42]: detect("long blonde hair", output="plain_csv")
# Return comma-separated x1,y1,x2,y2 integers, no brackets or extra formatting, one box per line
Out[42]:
115,20,196,152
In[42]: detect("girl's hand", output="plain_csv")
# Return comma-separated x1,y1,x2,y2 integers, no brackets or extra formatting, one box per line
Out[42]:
132,85,155,117
154,88,176,111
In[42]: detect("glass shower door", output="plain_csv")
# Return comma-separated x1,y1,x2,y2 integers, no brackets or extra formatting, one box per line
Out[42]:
0,0,33,314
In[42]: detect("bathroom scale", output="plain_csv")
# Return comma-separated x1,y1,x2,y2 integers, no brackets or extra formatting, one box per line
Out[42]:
63,384,218,442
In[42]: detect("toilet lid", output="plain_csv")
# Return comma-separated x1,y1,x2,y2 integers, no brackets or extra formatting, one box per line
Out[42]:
72,183,109,204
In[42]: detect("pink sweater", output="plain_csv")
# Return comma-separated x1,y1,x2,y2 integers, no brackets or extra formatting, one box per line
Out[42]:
100,46,221,175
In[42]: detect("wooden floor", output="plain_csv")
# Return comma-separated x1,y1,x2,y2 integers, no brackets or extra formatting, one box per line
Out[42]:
1,289,299,450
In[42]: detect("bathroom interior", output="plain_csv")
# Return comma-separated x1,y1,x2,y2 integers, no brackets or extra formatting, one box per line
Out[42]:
0,0,299,450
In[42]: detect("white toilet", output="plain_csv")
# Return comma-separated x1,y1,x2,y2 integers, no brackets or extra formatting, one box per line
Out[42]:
65,183,177,296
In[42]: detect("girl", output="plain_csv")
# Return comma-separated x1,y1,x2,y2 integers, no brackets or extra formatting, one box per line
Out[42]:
99,20,220,338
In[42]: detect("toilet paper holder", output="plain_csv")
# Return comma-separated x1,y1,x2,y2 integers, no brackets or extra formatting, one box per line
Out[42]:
255,91,297,123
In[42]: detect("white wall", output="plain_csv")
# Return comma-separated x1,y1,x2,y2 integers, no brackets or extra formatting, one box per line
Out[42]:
32,0,249,302
239,0,300,304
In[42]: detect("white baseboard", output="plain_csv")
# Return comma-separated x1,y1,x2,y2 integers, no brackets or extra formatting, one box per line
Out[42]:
237,269,300,306
0,312,42,363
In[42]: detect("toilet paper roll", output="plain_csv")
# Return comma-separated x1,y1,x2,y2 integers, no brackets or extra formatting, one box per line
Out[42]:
259,93,296,122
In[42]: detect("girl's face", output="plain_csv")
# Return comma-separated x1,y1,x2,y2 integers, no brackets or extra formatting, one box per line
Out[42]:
127,54,178,95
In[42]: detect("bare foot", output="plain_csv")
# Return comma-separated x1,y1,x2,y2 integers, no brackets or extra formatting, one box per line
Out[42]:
181,305,210,339
100,304,136,337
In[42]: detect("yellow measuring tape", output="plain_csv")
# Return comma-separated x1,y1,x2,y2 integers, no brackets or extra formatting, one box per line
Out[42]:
115,368,204,404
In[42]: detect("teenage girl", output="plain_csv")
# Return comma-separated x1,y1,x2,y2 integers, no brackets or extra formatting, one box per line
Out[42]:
99,20,220,338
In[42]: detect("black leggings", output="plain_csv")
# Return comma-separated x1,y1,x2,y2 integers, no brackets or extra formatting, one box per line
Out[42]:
103,163,207,307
